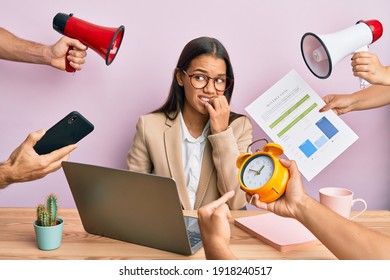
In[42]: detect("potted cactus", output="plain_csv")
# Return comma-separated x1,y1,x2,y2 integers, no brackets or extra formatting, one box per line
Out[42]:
33,193,64,250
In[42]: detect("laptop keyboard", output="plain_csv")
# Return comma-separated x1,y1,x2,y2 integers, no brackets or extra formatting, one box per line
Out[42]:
188,230,202,247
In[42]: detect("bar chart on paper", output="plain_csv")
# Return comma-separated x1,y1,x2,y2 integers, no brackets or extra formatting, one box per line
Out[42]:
299,116,338,158
245,69,358,181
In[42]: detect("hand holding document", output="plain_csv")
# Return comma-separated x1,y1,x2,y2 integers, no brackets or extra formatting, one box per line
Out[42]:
245,69,358,181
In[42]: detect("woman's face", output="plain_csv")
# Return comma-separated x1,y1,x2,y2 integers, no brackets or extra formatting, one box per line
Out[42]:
177,54,227,116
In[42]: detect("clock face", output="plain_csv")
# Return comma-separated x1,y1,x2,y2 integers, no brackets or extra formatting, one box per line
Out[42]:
241,154,274,189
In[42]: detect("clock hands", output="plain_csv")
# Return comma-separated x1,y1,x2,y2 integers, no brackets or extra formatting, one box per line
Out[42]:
249,165,265,175
249,169,259,174
258,165,265,174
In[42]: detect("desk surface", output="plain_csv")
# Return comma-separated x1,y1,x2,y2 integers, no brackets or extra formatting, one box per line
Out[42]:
1,208,390,260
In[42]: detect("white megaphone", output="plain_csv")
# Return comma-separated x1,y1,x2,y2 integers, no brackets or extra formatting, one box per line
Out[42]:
301,19,383,88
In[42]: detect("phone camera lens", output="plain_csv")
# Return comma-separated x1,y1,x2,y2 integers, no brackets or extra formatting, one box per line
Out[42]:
68,115,78,124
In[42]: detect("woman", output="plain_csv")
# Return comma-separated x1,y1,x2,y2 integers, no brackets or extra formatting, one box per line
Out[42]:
127,37,253,210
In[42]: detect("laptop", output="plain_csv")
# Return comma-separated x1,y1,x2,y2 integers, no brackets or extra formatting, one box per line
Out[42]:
61,161,203,255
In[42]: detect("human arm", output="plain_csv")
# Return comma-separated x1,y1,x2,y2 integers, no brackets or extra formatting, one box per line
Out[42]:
0,27,87,71
197,190,237,260
250,159,390,259
0,129,77,189
319,85,390,115
208,116,253,209
352,52,390,86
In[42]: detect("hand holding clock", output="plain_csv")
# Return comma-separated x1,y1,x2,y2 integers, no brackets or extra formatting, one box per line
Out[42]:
247,158,307,219
200,157,390,259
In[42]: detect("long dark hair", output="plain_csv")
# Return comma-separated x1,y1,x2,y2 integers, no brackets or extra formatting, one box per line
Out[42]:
153,36,243,123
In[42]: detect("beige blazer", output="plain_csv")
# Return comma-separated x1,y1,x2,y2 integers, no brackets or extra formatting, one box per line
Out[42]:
127,112,253,210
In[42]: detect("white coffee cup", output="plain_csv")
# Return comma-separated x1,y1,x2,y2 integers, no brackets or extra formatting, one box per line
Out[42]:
319,187,367,220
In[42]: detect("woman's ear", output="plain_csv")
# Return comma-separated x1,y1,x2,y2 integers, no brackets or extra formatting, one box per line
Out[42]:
176,69,184,86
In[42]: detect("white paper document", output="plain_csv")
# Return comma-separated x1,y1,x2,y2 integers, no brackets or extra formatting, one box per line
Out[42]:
245,69,358,181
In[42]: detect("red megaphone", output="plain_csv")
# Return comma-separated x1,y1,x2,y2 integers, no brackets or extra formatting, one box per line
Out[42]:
53,12,125,72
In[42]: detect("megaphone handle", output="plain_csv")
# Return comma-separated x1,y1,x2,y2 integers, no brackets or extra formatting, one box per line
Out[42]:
359,77,370,89
354,45,370,89
65,47,76,73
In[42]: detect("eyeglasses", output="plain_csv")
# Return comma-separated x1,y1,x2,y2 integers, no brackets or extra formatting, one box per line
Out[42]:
180,69,233,92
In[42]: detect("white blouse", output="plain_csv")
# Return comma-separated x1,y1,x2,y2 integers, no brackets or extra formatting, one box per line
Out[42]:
179,113,210,209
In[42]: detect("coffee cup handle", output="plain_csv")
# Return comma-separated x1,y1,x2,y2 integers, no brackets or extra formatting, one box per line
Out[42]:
350,198,367,220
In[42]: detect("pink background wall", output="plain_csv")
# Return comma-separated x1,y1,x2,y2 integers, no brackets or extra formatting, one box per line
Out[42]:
1,0,389,209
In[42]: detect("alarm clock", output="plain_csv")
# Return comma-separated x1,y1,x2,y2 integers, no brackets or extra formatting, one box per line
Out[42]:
236,139,289,203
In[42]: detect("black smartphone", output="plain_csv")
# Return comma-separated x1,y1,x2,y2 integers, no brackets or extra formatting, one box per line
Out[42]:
34,111,94,155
